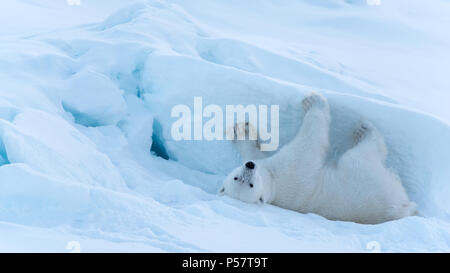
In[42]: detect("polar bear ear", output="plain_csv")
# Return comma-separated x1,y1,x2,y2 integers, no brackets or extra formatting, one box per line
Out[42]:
218,187,226,195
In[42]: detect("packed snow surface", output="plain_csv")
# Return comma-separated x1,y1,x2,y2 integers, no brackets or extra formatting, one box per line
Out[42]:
1,0,450,252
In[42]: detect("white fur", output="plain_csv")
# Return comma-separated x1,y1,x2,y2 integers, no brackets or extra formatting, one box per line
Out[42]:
220,93,417,224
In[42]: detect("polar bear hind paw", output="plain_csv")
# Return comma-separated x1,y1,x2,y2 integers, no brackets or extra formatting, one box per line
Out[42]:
302,92,328,113
353,120,376,145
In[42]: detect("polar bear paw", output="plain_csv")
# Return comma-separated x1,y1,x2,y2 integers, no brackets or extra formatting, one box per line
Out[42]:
302,92,328,113
353,120,375,145
353,120,388,158
228,122,264,160
231,122,259,143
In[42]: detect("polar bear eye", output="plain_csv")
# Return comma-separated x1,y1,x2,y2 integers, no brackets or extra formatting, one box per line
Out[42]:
249,183,254,188
234,177,238,181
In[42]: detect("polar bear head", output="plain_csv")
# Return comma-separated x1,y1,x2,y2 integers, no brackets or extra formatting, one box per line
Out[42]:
219,161,272,204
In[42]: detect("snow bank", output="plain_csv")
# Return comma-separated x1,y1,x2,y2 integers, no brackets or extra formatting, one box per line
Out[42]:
62,69,127,126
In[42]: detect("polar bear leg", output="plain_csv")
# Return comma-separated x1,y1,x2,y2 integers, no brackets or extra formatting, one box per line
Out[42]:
291,92,331,161
229,122,266,161
268,92,331,173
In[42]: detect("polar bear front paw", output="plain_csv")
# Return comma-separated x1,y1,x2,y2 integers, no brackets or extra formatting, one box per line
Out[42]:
232,122,259,142
302,92,328,113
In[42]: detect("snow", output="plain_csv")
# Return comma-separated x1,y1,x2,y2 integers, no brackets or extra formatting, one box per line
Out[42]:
0,0,449,252
62,69,127,126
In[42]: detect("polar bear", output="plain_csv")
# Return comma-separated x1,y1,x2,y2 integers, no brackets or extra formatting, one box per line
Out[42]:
219,93,417,224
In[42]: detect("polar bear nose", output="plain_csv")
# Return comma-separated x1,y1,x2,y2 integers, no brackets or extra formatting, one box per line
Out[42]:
245,161,255,170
